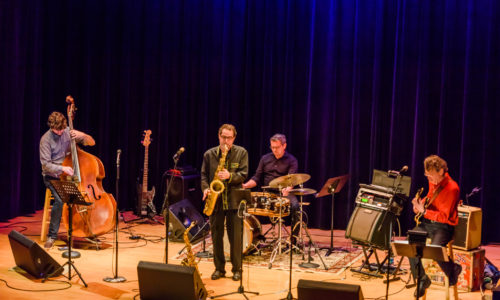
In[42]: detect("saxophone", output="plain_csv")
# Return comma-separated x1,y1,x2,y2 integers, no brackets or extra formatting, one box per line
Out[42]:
203,145,228,216
181,221,201,275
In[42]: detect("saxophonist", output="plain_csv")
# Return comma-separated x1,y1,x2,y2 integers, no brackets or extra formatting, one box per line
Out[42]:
201,124,248,281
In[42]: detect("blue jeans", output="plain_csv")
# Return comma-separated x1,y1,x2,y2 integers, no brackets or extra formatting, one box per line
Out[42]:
43,176,63,239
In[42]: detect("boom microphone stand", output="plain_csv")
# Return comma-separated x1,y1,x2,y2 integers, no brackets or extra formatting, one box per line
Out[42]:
104,149,126,283
162,148,184,263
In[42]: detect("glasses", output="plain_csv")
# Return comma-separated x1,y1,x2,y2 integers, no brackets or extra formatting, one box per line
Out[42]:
220,135,234,140
270,145,283,150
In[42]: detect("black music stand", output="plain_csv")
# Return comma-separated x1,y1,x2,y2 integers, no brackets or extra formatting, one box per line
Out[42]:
42,180,90,287
316,175,349,256
392,238,448,300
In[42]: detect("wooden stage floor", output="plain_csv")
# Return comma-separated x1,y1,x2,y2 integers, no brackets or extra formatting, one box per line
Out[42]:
0,211,497,299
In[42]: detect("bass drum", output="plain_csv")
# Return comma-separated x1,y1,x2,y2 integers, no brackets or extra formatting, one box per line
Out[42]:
223,215,261,257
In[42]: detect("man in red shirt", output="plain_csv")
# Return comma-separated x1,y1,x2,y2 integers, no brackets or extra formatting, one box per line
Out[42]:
410,155,462,297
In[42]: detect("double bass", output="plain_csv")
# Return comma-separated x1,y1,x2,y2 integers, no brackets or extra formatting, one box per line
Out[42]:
61,95,116,238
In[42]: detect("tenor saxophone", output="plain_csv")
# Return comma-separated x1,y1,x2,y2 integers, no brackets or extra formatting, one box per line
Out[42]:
181,221,201,275
203,145,228,216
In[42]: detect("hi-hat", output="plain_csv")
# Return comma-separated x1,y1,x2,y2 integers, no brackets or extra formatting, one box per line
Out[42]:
289,188,317,196
269,173,311,188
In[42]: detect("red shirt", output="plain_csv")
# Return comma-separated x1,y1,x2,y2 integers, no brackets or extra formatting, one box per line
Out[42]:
423,173,460,226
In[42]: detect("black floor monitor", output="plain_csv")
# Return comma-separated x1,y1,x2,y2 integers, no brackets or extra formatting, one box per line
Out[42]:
8,230,62,278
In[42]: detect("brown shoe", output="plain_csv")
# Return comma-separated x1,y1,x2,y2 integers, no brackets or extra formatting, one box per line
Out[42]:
44,237,55,249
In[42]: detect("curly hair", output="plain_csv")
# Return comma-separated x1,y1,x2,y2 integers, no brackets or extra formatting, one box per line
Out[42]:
47,111,67,130
424,155,448,173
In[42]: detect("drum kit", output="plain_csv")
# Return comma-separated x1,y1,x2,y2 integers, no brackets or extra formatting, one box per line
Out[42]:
221,173,328,269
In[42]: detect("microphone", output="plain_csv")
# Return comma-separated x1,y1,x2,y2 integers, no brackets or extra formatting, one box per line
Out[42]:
116,149,122,166
399,165,409,174
173,147,185,160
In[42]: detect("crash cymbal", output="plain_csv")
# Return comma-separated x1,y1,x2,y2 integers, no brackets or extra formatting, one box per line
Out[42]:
269,173,311,188
289,188,317,196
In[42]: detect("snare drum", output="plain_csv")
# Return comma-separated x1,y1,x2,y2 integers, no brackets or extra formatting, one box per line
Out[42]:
223,215,262,256
250,192,274,211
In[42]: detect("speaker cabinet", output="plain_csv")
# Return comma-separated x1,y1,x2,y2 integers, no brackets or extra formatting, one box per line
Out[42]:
8,230,62,278
454,205,482,250
166,174,202,209
493,283,500,300
345,204,395,250
137,261,207,300
297,279,364,300
169,198,207,242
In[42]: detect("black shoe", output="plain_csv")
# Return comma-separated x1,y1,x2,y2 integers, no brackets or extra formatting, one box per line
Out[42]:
414,276,431,298
232,271,241,281
449,263,462,286
211,270,225,280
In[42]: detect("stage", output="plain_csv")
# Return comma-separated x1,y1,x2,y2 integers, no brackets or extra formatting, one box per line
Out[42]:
0,211,496,299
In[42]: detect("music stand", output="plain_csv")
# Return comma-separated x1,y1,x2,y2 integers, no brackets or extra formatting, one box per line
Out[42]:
391,240,448,300
316,175,349,256
42,180,90,287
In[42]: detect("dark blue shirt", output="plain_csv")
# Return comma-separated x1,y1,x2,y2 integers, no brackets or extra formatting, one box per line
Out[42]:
250,152,298,187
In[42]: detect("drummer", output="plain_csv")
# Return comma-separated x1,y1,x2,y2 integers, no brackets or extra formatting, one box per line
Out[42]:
242,133,300,246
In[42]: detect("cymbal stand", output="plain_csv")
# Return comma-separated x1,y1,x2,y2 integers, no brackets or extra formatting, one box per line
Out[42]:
299,219,328,270
268,184,289,268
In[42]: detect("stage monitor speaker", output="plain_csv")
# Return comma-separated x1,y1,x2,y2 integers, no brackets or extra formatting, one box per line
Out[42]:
169,198,207,242
138,261,206,300
297,279,364,300
166,173,202,209
345,204,395,250
493,283,500,300
454,205,482,250
8,230,62,278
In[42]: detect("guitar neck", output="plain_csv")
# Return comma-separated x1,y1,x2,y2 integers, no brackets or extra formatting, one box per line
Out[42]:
142,146,149,193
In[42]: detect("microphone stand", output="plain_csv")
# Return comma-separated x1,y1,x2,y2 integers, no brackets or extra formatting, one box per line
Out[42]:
381,170,404,299
162,154,181,264
103,150,126,283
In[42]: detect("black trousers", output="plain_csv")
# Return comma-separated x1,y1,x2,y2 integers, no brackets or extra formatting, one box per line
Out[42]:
209,208,242,273
409,219,456,280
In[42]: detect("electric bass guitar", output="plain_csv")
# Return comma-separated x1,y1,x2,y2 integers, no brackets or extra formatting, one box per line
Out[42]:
136,130,157,218
413,187,426,226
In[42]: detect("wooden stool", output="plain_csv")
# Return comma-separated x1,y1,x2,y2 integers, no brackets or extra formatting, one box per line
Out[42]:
422,240,459,300
40,188,53,242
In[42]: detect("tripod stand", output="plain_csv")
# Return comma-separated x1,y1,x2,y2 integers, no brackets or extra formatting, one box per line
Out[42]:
317,175,349,256
43,180,89,287
212,197,259,300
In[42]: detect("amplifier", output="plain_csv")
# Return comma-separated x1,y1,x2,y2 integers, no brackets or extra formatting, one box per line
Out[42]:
453,205,482,250
345,204,396,250
355,186,402,215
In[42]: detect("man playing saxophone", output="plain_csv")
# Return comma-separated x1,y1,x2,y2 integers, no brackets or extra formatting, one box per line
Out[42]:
201,124,248,281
